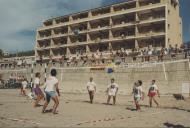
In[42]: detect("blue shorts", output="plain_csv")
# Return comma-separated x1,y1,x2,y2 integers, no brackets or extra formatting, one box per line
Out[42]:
45,91,57,103
107,68,113,73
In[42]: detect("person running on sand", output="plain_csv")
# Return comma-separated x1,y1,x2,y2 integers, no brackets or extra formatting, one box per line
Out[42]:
87,77,96,104
106,78,119,105
33,72,44,107
148,80,160,107
42,69,60,114
132,80,144,111
21,78,28,96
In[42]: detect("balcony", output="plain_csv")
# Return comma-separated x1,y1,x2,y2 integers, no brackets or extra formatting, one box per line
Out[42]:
69,22,88,35
37,30,51,40
112,13,135,27
43,20,53,27
137,36,165,48
139,0,160,7
137,21,165,37
52,47,66,57
72,12,88,21
53,37,67,47
37,39,51,49
70,46,86,55
55,16,69,24
90,18,110,32
171,0,178,8
88,43,109,53
70,34,87,44
89,30,109,43
111,40,135,51
91,7,110,17
37,50,50,59
137,7,165,22
54,27,68,34
113,1,136,12
53,26,68,38
112,27,135,39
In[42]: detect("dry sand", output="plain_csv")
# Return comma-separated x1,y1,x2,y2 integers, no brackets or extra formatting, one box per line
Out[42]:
0,89,190,127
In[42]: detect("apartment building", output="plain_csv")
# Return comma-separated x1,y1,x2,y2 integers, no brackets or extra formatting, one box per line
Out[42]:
35,0,182,61
0,56,35,68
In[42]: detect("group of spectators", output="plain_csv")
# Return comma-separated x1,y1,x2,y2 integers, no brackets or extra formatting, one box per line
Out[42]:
1,44,190,69
0,73,28,92
46,44,190,67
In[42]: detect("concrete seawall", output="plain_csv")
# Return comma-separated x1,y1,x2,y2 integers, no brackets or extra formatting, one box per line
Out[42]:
1,59,190,95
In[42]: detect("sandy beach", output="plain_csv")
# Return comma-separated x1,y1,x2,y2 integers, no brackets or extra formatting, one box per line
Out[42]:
0,89,190,127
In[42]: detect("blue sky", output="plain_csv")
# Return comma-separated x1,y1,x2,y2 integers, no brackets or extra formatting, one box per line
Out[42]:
0,0,189,52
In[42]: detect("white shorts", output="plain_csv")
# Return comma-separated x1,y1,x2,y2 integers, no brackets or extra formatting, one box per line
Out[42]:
23,85,27,90
108,92,116,96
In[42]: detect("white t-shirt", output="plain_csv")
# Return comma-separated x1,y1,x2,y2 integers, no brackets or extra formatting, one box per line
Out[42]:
164,50,168,55
107,83,119,96
76,55,80,60
45,76,59,92
133,85,143,98
95,54,100,59
149,84,158,93
148,50,152,55
34,78,40,88
22,81,28,89
87,81,96,91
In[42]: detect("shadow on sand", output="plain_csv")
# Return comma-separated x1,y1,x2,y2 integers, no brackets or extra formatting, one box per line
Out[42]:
163,122,186,128
43,109,53,113
35,104,43,107
160,106,190,113
126,107,137,111
82,101,114,106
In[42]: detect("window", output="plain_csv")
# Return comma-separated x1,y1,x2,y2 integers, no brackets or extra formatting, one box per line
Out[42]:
168,24,170,29
171,0,177,9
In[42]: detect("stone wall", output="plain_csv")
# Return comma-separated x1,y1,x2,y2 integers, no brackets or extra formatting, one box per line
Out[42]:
1,60,190,95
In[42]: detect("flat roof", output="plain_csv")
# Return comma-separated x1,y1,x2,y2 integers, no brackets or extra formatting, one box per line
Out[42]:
44,0,135,23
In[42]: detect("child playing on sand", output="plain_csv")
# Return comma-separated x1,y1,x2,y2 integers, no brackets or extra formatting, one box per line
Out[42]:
106,78,119,105
132,80,144,111
87,77,96,104
148,80,160,107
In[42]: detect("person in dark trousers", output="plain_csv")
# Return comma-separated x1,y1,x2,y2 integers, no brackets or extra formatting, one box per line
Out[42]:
87,77,96,104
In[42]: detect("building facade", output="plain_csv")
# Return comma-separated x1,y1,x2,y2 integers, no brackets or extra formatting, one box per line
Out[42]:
35,0,182,61
0,56,35,68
